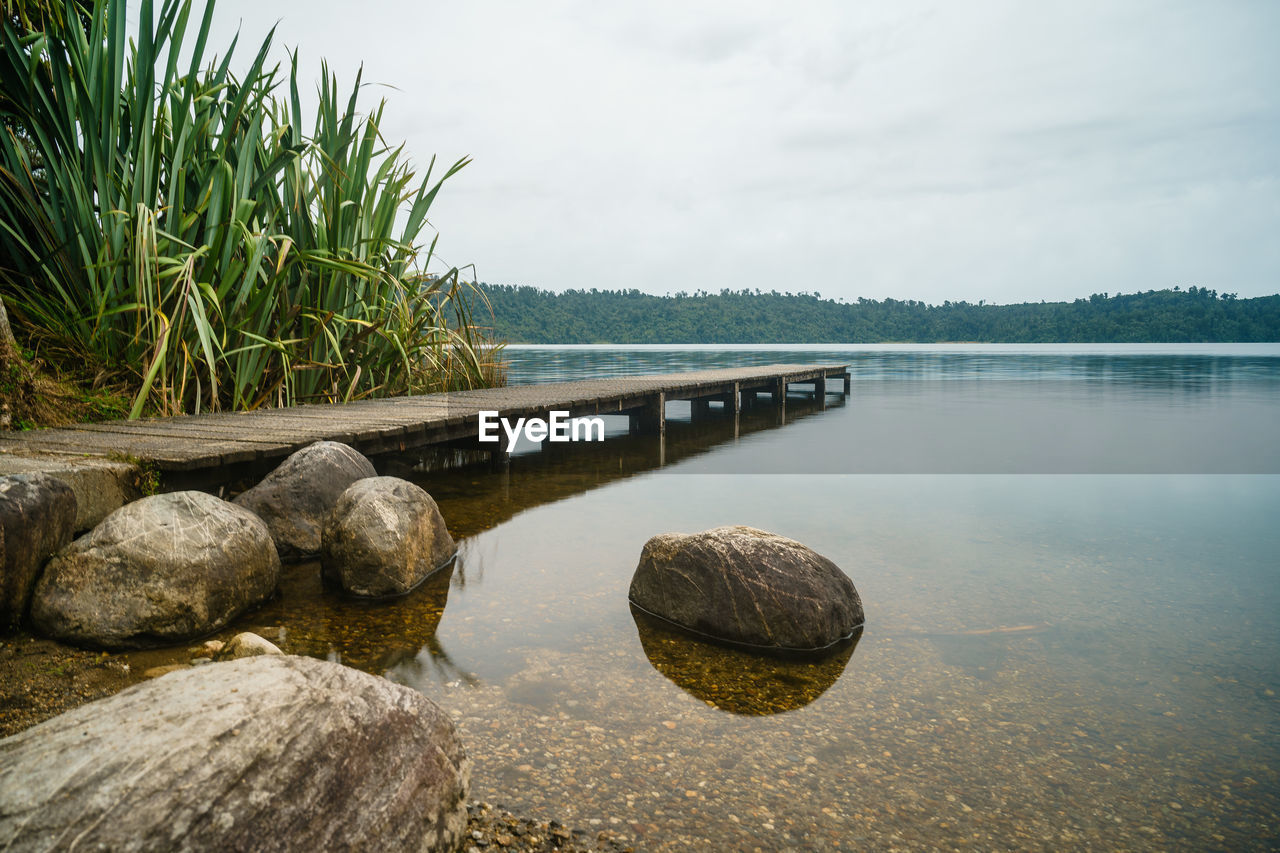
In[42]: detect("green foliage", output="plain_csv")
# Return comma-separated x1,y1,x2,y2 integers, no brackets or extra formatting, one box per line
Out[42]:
3,0,91,33
0,0,502,419
106,452,161,495
480,284,1280,344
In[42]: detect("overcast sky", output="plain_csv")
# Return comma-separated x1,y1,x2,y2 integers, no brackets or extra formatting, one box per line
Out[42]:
196,0,1279,304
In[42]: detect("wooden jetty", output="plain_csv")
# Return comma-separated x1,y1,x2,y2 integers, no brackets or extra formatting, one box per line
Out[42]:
0,364,849,488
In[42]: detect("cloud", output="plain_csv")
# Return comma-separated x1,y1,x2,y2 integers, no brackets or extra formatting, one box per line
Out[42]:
184,0,1277,303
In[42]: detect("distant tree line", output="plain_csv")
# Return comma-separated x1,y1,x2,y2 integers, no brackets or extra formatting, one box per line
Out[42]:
476,284,1280,344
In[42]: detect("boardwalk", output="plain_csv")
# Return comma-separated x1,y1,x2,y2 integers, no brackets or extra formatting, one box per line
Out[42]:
0,364,848,488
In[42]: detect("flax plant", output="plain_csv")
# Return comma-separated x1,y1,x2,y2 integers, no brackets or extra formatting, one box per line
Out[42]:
0,0,502,418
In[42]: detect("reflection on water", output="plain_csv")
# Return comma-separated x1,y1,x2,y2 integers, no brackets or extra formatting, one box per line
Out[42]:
505,345,1280,474
632,607,859,715
505,343,1280,397
246,559,472,681
408,394,835,539
120,345,1280,850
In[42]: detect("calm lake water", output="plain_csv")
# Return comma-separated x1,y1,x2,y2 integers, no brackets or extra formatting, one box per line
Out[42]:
136,344,1280,850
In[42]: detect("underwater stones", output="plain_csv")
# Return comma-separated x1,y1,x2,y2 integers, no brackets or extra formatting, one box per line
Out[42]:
215,631,283,660
321,476,456,599
629,525,863,655
233,441,377,559
0,473,76,630
631,606,859,714
30,491,279,649
0,655,471,853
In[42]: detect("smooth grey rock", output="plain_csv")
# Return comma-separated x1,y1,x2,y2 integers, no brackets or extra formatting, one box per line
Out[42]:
0,472,76,630
322,477,455,598
234,441,376,559
215,631,283,660
629,525,864,655
0,655,471,852
30,491,280,649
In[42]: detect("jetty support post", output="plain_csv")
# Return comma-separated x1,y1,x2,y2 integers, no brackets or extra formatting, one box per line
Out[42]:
634,392,666,435
815,376,827,411
722,381,741,415
691,397,711,420
843,370,852,397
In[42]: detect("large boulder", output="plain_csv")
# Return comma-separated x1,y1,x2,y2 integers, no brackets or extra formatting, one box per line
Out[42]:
0,473,76,630
30,491,280,649
629,525,864,655
0,655,471,852
322,477,455,599
234,441,376,559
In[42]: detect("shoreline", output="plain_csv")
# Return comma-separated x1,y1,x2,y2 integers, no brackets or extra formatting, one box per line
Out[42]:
0,632,637,853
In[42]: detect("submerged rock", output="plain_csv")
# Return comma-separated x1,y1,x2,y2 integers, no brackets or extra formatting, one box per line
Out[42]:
628,525,864,655
0,655,470,852
30,491,279,649
142,663,189,679
233,441,376,559
0,473,76,630
215,631,283,660
322,476,456,598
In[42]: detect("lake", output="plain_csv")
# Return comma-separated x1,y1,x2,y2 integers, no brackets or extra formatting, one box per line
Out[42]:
131,344,1280,850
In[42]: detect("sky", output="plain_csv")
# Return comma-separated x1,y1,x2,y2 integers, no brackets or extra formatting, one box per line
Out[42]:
191,0,1279,305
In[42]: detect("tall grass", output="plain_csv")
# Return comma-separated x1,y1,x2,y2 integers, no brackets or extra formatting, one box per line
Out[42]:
0,0,502,418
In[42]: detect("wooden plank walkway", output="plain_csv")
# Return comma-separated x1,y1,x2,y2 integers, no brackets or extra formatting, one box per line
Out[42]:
0,364,849,486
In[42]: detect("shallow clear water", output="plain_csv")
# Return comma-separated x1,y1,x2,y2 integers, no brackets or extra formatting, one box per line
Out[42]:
132,345,1280,850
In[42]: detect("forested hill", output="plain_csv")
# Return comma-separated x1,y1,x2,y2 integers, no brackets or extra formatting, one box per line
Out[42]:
477,284,1280,344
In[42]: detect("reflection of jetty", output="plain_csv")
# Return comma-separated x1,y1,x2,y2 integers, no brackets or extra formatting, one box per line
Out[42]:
0,364,849,489
423,391,845,540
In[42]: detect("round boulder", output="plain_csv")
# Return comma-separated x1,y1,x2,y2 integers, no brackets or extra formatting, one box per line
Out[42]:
322,476,456,598
233,441,376,559
0,655,470,852
31,491,280,649
628,525,864,655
